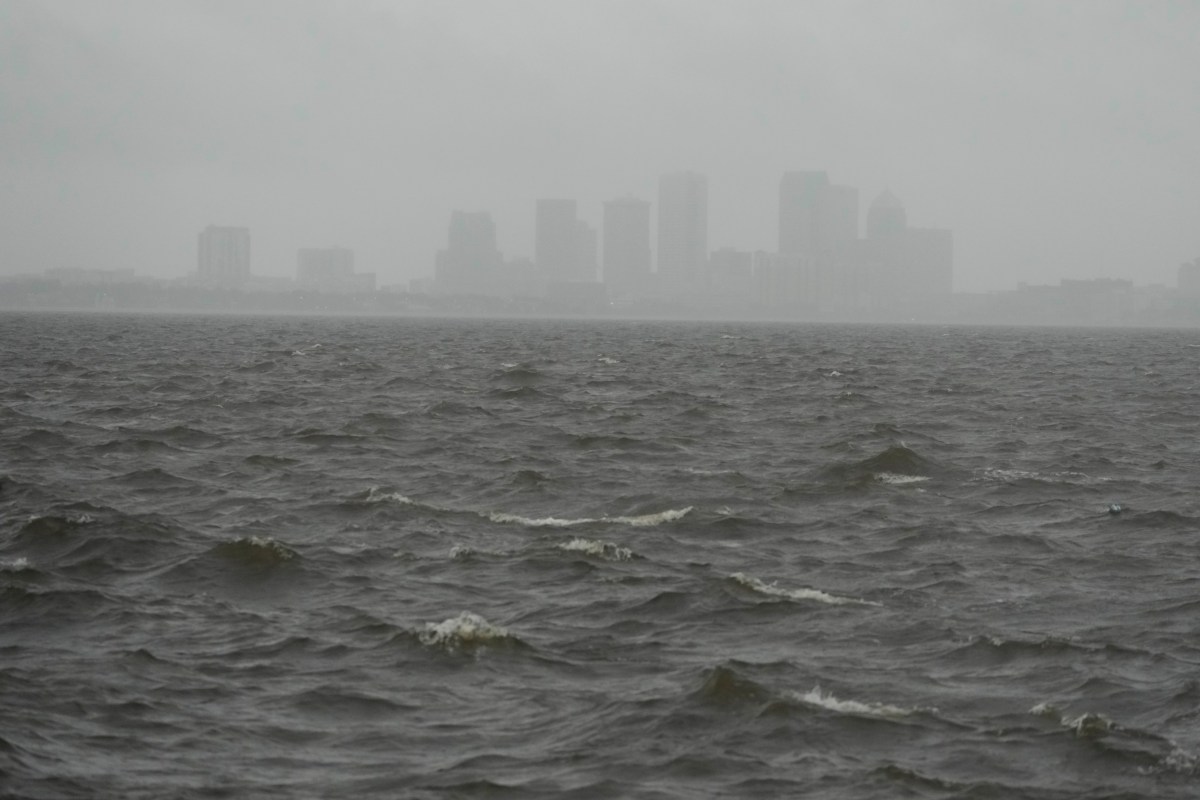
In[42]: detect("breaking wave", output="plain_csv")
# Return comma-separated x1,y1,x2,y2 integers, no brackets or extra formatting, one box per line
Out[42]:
795,685,921,718
557,538,633,561
489,506,692,528
731,572,879,606
418,611,515,650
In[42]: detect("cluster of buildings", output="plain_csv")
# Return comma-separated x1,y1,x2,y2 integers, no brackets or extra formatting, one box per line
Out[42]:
429,170,954,317
194,225,376,294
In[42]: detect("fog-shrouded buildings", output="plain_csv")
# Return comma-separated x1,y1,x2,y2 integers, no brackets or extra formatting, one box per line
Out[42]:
198,225,250,286
657,172,708,293
602,196,652,300
297,247,376,293
762,177,951,316
537,199,594,282
423,167,952,319
435,210,504,295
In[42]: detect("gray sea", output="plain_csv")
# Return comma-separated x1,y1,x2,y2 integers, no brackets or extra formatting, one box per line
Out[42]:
3,312,1200,798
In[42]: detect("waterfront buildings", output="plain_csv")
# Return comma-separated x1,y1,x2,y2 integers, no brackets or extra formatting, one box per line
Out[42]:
297,247,375,293
657,172,708,293
197,225,250,286
435,210,504,295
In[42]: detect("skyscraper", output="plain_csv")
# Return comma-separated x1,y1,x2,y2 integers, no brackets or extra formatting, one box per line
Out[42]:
778,172,858,255
435,210,503,294
197,225,250,286
602,196,651,298
778,171,829,256
657,171,707,291
866,190,908,240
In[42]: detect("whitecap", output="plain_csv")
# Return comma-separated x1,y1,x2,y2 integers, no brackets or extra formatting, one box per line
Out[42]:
364,487,415,505
1,557,31,571
488,506,692,529
243,536,296,561
795,685,917,718
731,572,879,607
1031,703,1114,737
597,356,620,365
1147,747,1200,776
449,545,474,559
558,537,633,561
418,611,510,648
874,473,929,485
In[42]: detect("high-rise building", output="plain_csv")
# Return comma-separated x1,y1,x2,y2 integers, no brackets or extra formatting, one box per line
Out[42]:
536,199,581,280
602,196,651,298
866,190,908,240
657,171,707,291
778,171,829,256
779,172,858,255
435,210,503,294
198,225,250,286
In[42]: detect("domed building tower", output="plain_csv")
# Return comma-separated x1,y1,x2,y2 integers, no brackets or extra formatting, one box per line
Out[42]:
866,190,907,240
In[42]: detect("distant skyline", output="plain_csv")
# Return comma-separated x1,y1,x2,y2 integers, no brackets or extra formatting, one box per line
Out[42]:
2,0,1198,293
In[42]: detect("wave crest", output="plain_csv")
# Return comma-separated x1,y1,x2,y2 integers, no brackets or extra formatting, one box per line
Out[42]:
557,538,633,561
211,536,297,566
489,506,691,529
731,572,878,606
795,685,919,718
419,611,513,650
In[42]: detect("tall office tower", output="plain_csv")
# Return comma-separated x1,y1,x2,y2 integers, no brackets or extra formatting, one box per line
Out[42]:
657,171,708,291
866,190,908,240
536,199,581,280
602,196,651,298
778,171,829,255
198,225,250,285
435,210,503,294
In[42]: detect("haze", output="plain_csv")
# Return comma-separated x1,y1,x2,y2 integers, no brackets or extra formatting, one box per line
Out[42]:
2,0,1197,293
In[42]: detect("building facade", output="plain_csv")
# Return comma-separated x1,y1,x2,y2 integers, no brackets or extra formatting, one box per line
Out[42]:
435,211,504,295
197,225,250,286
657,172,708,292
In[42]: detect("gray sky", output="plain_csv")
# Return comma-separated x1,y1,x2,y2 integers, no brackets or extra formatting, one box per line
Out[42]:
2,0,1197,292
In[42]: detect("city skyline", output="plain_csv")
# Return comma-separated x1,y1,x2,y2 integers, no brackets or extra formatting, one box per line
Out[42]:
2,2,1197,293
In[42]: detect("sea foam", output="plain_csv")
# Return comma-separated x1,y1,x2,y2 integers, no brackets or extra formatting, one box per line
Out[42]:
558,537,633,561
419,611,511,649
489,506,692,529
795,686,917,718
731,572,879,606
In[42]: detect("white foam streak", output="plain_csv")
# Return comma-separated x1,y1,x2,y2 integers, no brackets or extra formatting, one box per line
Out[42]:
874,473,929,485
558,538,633,561
732,572,879,607
418,611,510,648
489,506,692,529
365,487,415,505
796,686,916,718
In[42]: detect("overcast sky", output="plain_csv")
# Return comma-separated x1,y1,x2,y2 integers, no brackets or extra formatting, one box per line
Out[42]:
2,0,1197,292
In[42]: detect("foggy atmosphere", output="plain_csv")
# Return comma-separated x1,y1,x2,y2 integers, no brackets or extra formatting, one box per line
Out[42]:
5,2,1200,798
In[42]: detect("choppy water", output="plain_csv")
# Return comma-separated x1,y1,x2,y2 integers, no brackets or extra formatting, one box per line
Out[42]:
3,312,1200,798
